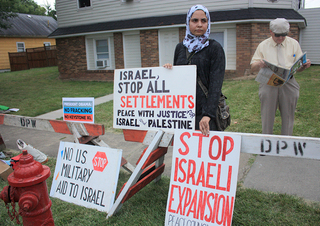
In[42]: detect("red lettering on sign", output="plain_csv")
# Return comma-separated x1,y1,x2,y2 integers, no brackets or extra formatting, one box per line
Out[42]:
222,136,234,161
178,132,191,155
168,184,178,213
174,157,232,191
192,132,207,158
209,135,222,160
180,132,235,162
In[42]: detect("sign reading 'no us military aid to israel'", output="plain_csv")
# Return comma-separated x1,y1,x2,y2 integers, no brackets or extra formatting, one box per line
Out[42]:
165,130,241,226
113,66,197,132
50,141,122,212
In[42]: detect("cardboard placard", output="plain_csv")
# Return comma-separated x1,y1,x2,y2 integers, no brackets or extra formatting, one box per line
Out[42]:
0,160,13,181
113,66,196,132
50,142,122,212
165,131,241,226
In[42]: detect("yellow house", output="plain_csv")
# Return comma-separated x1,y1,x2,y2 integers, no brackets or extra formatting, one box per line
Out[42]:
0,13,57,71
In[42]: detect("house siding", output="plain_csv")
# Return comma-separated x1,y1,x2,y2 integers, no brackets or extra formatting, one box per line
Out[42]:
56,0,297,28
251,0,299,9
298,8,320,64
0,37,56,70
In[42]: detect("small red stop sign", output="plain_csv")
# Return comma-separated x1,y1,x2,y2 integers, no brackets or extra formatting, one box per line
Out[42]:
92,151,108,172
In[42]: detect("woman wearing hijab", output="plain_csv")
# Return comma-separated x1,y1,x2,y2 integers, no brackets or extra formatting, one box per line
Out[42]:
164,5,225,135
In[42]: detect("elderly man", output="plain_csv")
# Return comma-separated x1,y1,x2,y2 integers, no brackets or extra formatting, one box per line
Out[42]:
251,18,311,136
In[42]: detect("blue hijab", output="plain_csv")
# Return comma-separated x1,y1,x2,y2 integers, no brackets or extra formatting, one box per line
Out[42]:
183,5,211,53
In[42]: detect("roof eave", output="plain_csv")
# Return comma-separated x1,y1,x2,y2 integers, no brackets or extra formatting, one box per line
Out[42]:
49,19,306,39
0,35,51,38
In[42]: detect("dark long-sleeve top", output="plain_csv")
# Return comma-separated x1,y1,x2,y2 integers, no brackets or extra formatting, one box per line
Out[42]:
173,39,225,120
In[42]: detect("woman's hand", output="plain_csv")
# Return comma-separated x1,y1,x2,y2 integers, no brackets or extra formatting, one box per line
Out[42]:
199,116,210,136
163,63,173,69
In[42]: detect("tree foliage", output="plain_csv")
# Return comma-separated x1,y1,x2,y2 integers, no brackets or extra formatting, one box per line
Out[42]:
4,0,46,15
0,0,57,29
0,0,17,29
45,2,57,20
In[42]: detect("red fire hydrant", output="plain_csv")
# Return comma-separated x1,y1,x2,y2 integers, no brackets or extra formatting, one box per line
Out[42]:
0,150,54,225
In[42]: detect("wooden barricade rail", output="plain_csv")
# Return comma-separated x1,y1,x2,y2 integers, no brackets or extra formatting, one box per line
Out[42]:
124,129,320,160
0,114,135,172
0,113,104,139
3,114,319,217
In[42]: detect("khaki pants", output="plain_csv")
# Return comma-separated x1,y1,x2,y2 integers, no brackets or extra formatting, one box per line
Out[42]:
259,77,300,135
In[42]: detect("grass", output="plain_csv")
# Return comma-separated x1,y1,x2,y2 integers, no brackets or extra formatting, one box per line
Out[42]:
1,66,320,225
1,158,320,226
0,67,113,117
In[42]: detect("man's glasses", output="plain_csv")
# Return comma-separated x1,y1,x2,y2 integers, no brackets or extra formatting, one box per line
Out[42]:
274,33,288,37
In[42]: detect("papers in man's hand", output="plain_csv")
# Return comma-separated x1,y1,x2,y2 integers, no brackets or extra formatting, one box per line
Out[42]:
255,52,307,87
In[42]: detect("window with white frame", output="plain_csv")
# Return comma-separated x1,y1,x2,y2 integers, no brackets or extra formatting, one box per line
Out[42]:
16,42,25,52
85,35,115,70
209,32,224,48
78,0,91,8
96,39,110,68
44,42,51,46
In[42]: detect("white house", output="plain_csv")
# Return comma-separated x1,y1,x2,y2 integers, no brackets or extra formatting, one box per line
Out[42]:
49,0,307,81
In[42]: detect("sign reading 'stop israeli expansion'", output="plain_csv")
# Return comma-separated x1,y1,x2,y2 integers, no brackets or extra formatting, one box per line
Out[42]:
165,130,241,226
113,66,197,132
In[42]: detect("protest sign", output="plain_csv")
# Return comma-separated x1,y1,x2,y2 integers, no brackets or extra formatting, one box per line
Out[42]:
113,66,196,132
50,141,122,212
165,130,241,226
63,97,94,123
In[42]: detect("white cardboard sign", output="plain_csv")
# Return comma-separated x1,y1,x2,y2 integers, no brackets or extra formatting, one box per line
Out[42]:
113,66,196,132
165,131,241,226
63,97,95,123
50,142,122,212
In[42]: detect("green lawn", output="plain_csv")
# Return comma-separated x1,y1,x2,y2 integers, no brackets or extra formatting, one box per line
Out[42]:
0,67,113,117
1,66,320,225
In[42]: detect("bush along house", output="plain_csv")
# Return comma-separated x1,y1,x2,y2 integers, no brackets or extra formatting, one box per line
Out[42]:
49,0,307,81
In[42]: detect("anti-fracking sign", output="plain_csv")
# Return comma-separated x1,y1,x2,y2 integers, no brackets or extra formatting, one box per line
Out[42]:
50,141,122,212
63,97,94,123
113,66,196,132
165,130,241,226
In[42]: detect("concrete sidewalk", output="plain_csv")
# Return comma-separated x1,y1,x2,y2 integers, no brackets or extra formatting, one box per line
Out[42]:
1,93,319,203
